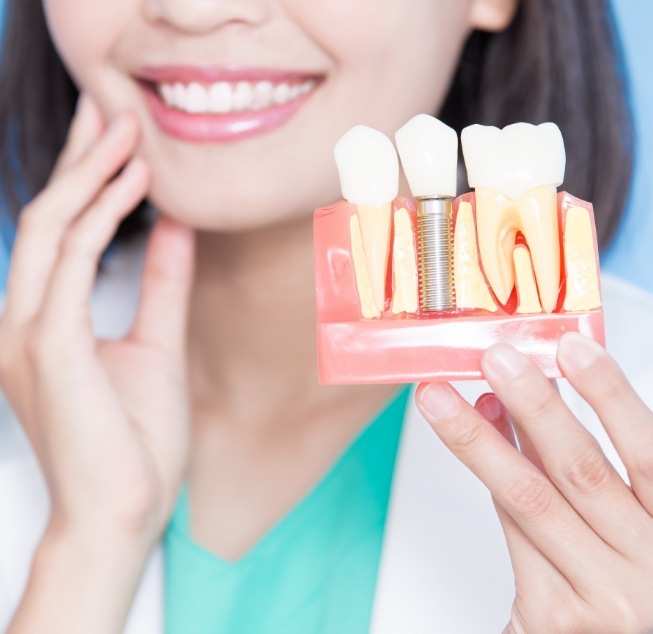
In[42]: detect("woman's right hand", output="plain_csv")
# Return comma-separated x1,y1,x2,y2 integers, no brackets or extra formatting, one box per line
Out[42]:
0,95,196,632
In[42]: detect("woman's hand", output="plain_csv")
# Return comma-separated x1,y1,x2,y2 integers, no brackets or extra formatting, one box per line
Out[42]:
416,332,653,634
0,95,195,632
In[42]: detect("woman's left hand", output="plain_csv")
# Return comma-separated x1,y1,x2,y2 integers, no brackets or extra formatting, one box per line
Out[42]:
416,332,653,634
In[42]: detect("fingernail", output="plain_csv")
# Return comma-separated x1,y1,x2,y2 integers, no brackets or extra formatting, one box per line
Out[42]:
417,383,459,420
475,393,503,423
483,344,530,381
558,332,603,371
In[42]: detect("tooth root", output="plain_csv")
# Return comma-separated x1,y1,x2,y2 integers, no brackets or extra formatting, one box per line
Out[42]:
513,245,543,314
475,186,561,313
475,188,517,305
391,208,418,314
453,202,498,312
357,204,391,313
349,214,381,319
563,206,602,312
516,186,560,313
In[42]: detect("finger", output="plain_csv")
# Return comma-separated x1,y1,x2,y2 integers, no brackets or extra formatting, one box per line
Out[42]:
36,158,150,341
3,114,140,325
416,382,611,589
492,498,572,596
558,332,653,515
481,344,650,556
50,93,106,180
128,217,195,360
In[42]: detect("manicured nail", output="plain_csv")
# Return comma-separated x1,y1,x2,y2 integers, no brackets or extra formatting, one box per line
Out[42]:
558,331,603,371
417,383,459,420
475,393,503,423
483,344,530,381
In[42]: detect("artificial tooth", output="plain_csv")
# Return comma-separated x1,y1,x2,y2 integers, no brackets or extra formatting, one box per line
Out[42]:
335,125,399,314
462,123,566,313
513,244,543,314
453,202,498,312
391,208,418,314
563,207,602,311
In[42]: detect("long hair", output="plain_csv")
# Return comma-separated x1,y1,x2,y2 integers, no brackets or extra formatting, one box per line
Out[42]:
0,0,633,250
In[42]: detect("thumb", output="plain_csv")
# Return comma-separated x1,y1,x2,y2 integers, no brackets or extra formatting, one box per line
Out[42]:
129,216,195,358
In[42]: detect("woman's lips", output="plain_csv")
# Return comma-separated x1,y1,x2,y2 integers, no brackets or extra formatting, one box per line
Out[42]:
138,66,322,143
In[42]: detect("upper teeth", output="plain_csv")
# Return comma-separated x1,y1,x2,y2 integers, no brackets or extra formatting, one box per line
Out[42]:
158,79,316,114
462,122,565,200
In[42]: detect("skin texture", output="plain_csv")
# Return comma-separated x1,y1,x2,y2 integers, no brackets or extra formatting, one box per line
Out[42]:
6,0,653,632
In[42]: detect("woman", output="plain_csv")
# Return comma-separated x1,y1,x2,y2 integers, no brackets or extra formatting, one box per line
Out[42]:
0,0,652,632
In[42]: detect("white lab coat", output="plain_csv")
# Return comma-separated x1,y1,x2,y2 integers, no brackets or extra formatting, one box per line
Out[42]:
0,236,651,633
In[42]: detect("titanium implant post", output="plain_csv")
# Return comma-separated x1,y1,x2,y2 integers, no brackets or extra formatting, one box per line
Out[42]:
416,196,455,311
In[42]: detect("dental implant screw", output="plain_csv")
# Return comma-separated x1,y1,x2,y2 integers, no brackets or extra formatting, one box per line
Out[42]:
416,196,456,312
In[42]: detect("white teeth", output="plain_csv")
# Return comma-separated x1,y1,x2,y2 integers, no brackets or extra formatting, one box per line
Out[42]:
156,78,315,114
186,82,209,113
209,82,232,113
334,125,399,206
273,82,291,105
395,114,458,198
462,122,565,200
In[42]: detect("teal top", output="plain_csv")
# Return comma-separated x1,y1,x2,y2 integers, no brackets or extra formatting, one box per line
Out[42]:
163,387,410,634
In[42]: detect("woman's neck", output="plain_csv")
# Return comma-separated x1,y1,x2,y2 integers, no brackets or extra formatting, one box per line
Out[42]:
187,214,397,432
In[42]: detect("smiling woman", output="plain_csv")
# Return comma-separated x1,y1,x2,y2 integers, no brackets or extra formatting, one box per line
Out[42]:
0,1,650,634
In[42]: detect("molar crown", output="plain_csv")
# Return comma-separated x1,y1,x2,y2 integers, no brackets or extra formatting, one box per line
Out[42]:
461,122,566,200
334,125,399,205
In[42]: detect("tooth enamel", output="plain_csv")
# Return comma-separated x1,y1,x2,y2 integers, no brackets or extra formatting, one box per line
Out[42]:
208,82,232,113
159,78,314,114
395,114,458,198
234,81,254,111
462,123,565,313
173,83,187,109
335,125,398,313
273,83,290,105
513,244,543,314
453,202,498,312
563,207,602,311
186,82,209,113
160,83,175,107
252,81,273,109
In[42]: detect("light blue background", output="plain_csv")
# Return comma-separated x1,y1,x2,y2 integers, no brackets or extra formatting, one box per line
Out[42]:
0,0,651,292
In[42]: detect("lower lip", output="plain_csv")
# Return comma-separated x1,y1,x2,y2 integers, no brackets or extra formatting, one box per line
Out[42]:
142,83,314,143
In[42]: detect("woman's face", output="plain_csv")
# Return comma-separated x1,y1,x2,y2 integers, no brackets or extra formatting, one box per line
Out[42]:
43,0,513,232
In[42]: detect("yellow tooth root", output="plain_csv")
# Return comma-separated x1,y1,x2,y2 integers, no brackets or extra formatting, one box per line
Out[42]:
563,206,602,312
356,203,392,313
391,208,418,314
513,244,543,314
453,202,498,312
350,214,381,319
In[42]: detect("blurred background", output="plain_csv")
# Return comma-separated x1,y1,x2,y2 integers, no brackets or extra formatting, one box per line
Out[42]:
0,0,651,293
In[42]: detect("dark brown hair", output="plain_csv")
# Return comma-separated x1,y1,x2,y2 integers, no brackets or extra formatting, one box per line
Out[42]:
0,0,633,249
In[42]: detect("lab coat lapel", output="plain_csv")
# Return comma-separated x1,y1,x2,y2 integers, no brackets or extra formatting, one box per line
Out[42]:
370,385,514,634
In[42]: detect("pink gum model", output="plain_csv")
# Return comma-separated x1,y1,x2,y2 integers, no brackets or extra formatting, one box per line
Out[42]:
314,192,604,384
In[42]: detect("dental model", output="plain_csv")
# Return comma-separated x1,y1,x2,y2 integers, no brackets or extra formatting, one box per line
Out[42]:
314,118,604,383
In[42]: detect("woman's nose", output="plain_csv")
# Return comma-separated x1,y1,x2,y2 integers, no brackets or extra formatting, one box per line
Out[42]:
144,0,270,34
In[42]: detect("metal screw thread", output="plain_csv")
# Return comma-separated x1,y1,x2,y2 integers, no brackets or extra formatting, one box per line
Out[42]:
416,197,455,311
